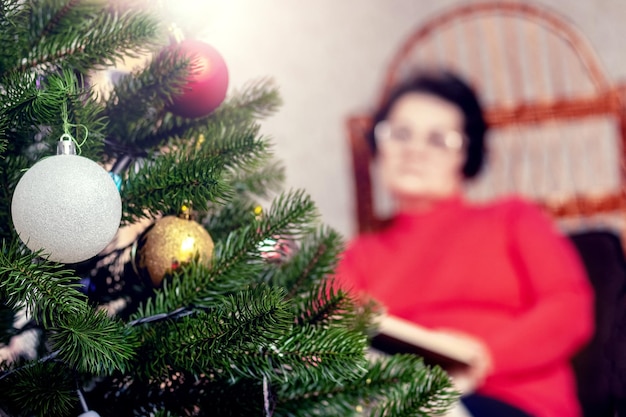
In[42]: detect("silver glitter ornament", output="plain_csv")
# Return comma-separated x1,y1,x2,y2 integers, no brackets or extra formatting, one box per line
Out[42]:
11,139,122,264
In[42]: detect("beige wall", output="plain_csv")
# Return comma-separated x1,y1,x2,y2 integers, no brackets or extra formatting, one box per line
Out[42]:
186,0,626,238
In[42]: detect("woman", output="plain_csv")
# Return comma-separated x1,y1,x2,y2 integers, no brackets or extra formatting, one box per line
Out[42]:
337,70,594,417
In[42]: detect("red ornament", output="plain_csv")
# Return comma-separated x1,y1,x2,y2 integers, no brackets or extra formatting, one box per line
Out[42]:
167,39,229,119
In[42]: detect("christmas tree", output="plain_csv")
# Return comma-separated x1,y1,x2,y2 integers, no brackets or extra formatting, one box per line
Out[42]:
0,1,454,416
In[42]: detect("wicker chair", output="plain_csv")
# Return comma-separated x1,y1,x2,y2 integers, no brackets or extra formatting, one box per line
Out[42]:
346,1,626,234
345,2,626,416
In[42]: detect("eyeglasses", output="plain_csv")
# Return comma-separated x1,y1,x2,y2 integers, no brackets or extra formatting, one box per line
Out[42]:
374,121,466,152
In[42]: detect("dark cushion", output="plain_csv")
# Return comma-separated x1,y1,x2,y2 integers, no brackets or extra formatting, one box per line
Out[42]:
569,230,626,417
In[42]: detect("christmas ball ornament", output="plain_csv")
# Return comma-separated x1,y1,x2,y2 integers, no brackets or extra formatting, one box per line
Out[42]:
253,206,297,264
167,39,229,119
78,411,101,417
11,139,122,264
136,215,214,286
258,235,297,264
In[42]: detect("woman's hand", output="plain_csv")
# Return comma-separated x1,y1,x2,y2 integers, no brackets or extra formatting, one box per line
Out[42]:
435,329,493,394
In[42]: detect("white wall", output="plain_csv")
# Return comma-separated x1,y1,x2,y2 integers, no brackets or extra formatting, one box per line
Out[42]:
176,0,626,239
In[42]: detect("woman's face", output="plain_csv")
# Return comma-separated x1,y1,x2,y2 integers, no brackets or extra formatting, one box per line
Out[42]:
376,92,466,208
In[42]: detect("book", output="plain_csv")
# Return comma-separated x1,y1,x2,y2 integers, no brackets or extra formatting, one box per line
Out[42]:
370,315,476,370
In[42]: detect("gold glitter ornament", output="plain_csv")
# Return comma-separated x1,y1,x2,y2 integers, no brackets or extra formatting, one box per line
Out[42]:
136,215,214,287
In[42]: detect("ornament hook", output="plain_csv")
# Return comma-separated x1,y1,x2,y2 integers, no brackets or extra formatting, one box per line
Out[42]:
59,100,89,155
57,134,77,155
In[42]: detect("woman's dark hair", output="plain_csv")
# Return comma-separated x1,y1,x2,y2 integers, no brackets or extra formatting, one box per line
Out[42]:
368,70,488,178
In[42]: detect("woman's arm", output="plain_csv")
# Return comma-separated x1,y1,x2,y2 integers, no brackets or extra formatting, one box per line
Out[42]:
482,200,594,376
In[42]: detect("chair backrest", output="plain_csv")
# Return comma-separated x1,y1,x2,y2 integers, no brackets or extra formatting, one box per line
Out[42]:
346,1,626,233
569,230,626,417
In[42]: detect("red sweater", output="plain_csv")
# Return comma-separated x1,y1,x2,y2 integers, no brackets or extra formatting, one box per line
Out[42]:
337,196,594,417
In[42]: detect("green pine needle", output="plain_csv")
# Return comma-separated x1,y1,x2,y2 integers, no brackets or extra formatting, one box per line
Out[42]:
293,281,356,329
104,46,191,146
0,241,86,328
121,151,229,222
142,286,293,378
210,78,283,127
0,360,76,417
226,159,286,199
50,309,139,375
261,325,368,385
11,1,159,74
275,354,457,417
266,227,344,297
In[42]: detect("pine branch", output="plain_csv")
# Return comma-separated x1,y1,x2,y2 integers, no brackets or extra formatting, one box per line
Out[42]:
255,190,319,240
0,117,8,156
0,1,30,72
153,410,177,417
266,227,344,298
226,159,285,199
159,122,275,179
129,324,368,391
202,198,259,243
0,241,138,375
239,325,368,385
0,68,105,159
130,261,245,324
369,370,457,416
121,150,229,223
120,125,272,223
0,155,31,242
0,360,77,417
12,2,160,74
275,354,457,417
139,286,292,379
133,189,318,321
0,71,42,133
50,308,138,374
210,78,283,127
293,281,356,329
199,156,289,243
365,356,457,417
45,72,107,159
37,0,82,40
0,0,22,22
103,47,190,149
189,124,273,172
130,78,281,150
204,190,319,294
0,72,58,153
0,241,87,328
